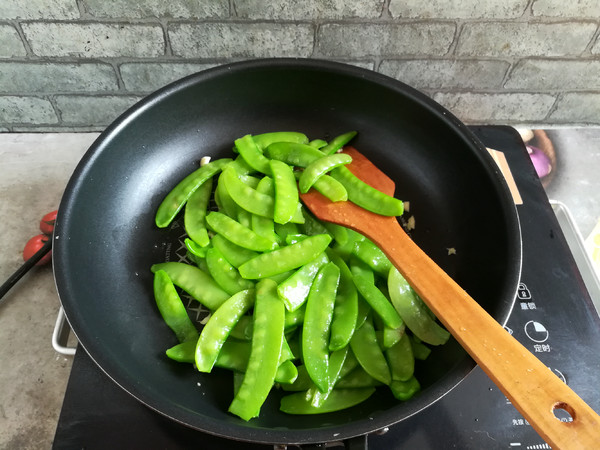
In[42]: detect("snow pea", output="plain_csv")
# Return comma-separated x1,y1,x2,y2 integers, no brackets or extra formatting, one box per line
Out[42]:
410,335,432,360
153,270,199,343
327,251,359,351
352,237,393,278
385,332,414,382
311,174,348,202
350,316,391,385
388,268,450,346
330,165,404,216
390,376,420,401
350,261,403,329
253,131,308,151
270,159,299,224
320,131,357,155
277,252,329,311
250,177,282,245
238,234,332,279
335,366,383,388
205,247,254,296
264,142,324,167
229,279,285,421
195,289,255,372
280,388,375,415
206,211,277,252
298,153,353,194
309,139,327,149
382,323,406,349
151,262,230,310
211,233,258,268
307,346,348,407
155,158,231,228
221,166,275,217
302,262,340,392
184,177,212,247
234,134,271,174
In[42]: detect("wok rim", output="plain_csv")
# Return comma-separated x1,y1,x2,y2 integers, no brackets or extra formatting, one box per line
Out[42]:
53,57,522,445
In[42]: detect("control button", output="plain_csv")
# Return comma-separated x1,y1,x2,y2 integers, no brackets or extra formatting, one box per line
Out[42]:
517,283,531,300
524,320,549,343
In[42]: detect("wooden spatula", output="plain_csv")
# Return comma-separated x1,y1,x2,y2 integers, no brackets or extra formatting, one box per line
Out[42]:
301,147,600,448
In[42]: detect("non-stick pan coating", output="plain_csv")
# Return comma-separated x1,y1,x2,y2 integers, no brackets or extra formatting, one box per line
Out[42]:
54,59,521,444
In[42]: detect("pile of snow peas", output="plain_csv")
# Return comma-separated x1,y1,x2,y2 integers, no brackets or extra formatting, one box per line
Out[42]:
151,131,450,421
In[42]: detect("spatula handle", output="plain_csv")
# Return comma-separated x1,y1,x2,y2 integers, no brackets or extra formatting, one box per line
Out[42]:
367,217,600,449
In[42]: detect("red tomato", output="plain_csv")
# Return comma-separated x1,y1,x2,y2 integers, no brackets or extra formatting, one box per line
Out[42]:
40,210,58,235
23,234,52,265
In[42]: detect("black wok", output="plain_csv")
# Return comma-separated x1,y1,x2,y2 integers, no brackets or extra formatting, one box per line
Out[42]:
53,58,521,445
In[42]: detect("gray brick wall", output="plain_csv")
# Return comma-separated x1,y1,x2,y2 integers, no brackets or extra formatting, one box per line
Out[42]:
1,0,599,130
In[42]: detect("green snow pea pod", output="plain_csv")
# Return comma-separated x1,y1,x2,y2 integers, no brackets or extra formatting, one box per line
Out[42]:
410,335,432,360
229,279,285,421
234,134,272,174
250,176,282,245
195,289,255,372
184,238,210,258
298,153,353,194
335,366,383,388
311,174,348,202
388,268,450,346
230,315,253,341
183,177,212,247
270,159,300,225
215,171,240,218
153,270,199,343
385,332,414,382
326,251,359,352
308,346,348,407
206,211,277,252
350,262,403,329
238,234,332,279
302,262,340,392
320,131,357,155
280,388,375,415
330,165,404,217
155,158,231,228
390,376,420,401
227,155,255,175
206,247,254,296
151,262,230,310
280,364,312,391
220,166,275,218
352,237,393,278
309,139,327,149
382,323,406,349
253,131,308,150
350,316,391,385
211,234,258,268
165,340,196,363
277,252,329,311
265,142,324,168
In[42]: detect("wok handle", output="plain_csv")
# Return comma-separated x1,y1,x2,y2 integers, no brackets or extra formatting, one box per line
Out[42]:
363,217,600,449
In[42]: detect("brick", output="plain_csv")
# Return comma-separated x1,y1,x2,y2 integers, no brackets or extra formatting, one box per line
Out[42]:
22,23,164,58
0,63,118,94
379,59,509,90
120,62,217,92
505,59,600,90
389,0,528,19
0,25,26,57
549,93,600,123
0,0,78,19
432,92,556,122
169,23,313,58
532,0,600,17
593,35,600,55
318,23,455,57
0,96,58,124
55,95,142,125
457,22,597,57
84,0,228,19
234,0,383,19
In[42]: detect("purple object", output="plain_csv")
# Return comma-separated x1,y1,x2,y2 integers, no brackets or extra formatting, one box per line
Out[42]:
527,144,552,178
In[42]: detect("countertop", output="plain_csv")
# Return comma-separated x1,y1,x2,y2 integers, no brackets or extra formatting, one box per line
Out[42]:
0,129,598,449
